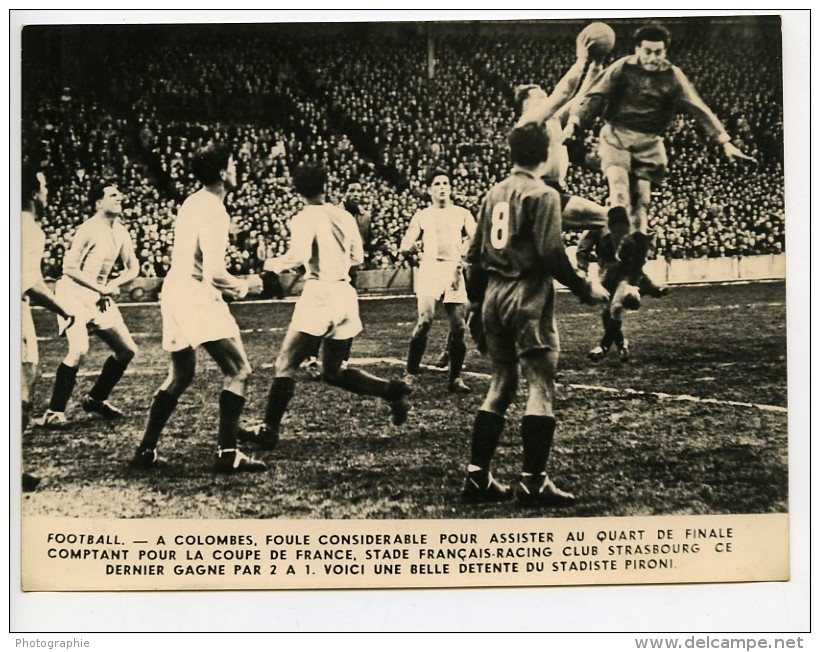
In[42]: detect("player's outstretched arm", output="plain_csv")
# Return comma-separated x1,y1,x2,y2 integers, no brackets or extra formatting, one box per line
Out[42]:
25,279,73,321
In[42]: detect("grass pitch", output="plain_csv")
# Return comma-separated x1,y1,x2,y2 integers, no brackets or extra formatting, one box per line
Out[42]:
22,281,787,519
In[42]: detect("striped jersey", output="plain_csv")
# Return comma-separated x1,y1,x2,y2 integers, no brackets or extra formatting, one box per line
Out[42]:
62,214,132,285
400,204,476,262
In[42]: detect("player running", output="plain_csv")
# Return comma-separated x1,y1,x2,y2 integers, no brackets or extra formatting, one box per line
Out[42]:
237,163,411,451
462,123,608,507
37,181,140,426
400,167,476,393
130,143,266,473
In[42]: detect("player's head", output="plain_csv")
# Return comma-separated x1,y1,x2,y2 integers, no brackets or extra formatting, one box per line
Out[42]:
634,22,671,71
513,84,547,117
191,142,236,188
509,123,549,169
343,180,363,206
90,181,125,216
293,163,327,200
425,167,451,205
22,164,48,213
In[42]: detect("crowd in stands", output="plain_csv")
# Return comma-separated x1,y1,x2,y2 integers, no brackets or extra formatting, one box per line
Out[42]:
22,20,785,281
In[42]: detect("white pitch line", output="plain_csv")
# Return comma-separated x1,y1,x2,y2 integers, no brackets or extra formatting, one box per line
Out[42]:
315,356,788,415
32,356,786,415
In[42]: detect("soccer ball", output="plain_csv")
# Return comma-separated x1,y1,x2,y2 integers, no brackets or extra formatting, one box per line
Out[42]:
581,22,616,61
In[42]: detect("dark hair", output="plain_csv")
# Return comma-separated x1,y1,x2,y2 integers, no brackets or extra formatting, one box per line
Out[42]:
513,84,540,117
191,142,231,186
89,180,118,207
293,163,327,198
22,164,42,201
508,123,549,168
344,179,362,191
634,22,671,48
424,166,450,187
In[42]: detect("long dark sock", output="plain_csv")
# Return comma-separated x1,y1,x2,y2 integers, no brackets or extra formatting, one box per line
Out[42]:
139,390,178,450
217,390,246,450
306,338,321,360
265,376,296,430
621,232,650,285
406,328,429,375
49,363,78,412
326,367,390,397
448,331,467,382
469,410,506,470
88,355,130,402
521,415,556,475
601,316,623,350
607,206,630,252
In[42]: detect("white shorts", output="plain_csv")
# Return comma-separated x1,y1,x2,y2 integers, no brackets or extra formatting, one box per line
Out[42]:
415,260,468,304
21,300,38,365
55,277,126,333
161,278,241,352
290,279,362,340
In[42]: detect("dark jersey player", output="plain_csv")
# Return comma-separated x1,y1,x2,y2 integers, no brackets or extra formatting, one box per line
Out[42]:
462,123,608,507
566,21,755,308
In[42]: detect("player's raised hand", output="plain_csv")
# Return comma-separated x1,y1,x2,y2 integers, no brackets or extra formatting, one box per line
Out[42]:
561,121,577,143
723,141,758,165
575,29,592,63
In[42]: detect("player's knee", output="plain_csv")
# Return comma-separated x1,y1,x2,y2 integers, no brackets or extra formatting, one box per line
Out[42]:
117,343,138,364
64,346,88,368
229,360,253,385
414,320,432,338
450,320,466,340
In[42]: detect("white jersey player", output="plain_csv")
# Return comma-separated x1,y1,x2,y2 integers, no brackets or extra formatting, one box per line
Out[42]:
399,168,475,393
130,143,265,473
237,163,411,451
38,181,139,425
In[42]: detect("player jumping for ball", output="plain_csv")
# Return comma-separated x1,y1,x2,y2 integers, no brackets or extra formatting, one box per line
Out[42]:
565,21,756,310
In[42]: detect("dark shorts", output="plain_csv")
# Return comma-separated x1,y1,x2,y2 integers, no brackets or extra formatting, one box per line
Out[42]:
482,275,559,363
598,124,667,185
543,179,572,210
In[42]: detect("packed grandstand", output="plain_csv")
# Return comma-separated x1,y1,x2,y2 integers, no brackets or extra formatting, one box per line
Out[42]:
21,18,784,280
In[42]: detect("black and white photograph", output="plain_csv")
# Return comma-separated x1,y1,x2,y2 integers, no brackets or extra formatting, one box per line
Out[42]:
11,6,809,635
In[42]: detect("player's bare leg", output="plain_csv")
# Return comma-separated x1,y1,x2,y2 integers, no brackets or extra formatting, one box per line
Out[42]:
605,165,632,249
443,302,470,393
463,362,518,503
515,350,576,507
201,336,265,472
82,324,138,419
38,318,89,425
405,295,437,384
561,195,608,231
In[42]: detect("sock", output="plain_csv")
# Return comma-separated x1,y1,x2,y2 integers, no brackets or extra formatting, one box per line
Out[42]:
601,316,623,350
607,206,630,251
88,355,130,402
406,328,429,375
521,415,557,475
217,390,246,450
307,338,321,360
448,331,467,382
327,367,390,397
622,232,650,285
265,376,296,430
469,410,506,470
139,390,178,450
49,363,78,412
